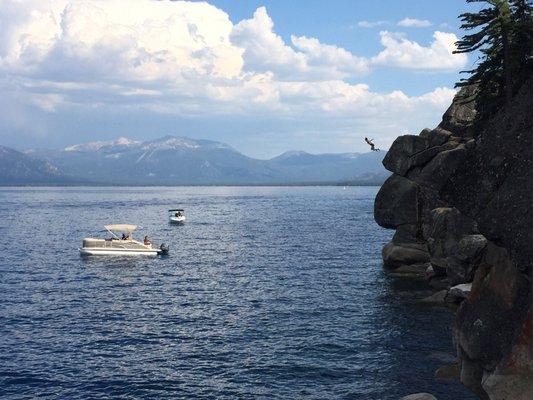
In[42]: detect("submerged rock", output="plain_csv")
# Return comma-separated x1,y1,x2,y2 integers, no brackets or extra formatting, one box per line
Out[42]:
420,290,448,304
391,263,429,274
382,241,429,269
435,363,461,380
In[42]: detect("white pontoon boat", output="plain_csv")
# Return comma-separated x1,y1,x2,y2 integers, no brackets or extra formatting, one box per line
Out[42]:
79,224,169,256
169,209,186,224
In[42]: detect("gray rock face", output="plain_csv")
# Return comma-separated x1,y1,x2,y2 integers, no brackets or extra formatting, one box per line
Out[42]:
375,174,419,229
444,80,533,400
374,81,533,399
455,243,532,399
427,208,479,285
411,145,468,191
427,128,453,147
400,393,438,400
438,84,477,137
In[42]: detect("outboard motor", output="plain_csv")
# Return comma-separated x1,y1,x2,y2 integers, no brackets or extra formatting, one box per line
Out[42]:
160,243,169,255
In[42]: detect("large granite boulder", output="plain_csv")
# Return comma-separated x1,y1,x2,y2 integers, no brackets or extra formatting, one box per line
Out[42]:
382,135,428,176
423,127,453,147
374,174,419,229
383,133,463,179
411,145,468,191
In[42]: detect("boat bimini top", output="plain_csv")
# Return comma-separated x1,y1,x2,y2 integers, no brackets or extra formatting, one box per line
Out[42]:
104,224,137,238
168,209,184,212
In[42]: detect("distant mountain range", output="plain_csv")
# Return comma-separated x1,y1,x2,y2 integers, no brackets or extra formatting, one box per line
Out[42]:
0,145,82,185
1,136,388,185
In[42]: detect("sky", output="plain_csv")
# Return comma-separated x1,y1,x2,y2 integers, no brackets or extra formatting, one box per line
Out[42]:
0,0,478,158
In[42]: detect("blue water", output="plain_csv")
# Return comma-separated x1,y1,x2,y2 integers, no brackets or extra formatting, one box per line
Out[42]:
0,187,475,399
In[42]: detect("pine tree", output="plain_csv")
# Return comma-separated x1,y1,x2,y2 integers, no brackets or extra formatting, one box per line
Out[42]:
454,0,532,122
509,0,533,90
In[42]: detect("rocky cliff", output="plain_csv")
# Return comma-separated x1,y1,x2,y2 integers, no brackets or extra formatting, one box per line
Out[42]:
374,79,533,400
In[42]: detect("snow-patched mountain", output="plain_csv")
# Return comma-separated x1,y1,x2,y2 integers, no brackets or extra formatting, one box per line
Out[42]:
24,135,388,185
64,137,140,152
27,136,264,184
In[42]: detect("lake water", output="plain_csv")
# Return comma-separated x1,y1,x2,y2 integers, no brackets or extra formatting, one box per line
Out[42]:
0,187,475,399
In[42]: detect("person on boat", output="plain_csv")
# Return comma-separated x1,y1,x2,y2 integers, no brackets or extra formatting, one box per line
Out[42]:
144,235,151,246
121,233,127,240
364,137,380,151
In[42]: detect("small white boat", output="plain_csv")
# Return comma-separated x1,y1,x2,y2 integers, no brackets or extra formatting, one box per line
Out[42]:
80,224,169,256
169,209,186,224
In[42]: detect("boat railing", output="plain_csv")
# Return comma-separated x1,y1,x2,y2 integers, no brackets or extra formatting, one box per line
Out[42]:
83,238,151,250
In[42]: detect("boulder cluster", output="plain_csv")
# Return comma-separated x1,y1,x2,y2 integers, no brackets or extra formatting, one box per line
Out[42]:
375,80,533,400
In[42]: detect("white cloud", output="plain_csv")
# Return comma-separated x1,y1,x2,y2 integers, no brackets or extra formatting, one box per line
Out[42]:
372,31,467,70
0,1,464,154
231,7,368,81
357,20,389,28
398,18,432,28
230,7,307,78
290,35,369,78
0,0,244,81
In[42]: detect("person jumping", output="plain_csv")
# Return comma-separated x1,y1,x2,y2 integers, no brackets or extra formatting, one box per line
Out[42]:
364,137,380,151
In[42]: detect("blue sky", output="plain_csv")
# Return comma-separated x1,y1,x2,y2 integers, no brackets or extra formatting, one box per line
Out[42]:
0,0,477,158
208,0,475,94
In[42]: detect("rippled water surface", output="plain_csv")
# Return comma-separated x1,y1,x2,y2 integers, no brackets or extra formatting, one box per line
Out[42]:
0,187,475,399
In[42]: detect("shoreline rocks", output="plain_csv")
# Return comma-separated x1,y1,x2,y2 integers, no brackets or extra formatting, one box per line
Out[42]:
374,80,533,399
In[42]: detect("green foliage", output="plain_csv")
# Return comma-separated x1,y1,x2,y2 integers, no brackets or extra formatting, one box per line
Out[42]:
454,0,533,123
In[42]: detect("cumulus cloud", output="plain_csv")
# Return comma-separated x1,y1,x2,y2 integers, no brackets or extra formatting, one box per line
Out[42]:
231,7,368,80
0,0,243,82
372,31,467,70
230,7,307,78
398,18,432,28
0,1,464,154
290,35,369,78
